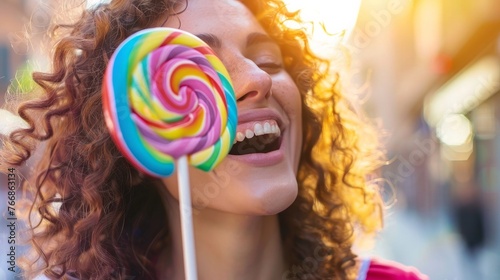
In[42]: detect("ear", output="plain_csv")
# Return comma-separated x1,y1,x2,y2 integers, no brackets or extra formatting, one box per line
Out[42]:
0,109,29,136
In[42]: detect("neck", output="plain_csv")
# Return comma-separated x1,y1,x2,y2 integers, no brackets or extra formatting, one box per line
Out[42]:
158,191,286,280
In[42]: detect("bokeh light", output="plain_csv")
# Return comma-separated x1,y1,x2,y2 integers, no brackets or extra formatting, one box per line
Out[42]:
436,114,473,147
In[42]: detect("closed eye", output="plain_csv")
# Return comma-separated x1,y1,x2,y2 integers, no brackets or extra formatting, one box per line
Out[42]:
258,62,283,73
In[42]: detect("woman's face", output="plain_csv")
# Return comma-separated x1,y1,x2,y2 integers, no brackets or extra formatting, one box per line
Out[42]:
162,0,302,215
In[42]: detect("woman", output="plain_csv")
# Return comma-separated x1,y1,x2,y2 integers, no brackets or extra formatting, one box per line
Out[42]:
2,0,428,279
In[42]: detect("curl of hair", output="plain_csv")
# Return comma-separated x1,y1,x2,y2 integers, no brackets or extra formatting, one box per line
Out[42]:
1,0,384,279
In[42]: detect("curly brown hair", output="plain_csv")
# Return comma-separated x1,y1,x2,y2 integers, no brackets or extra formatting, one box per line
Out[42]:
1,0,384,279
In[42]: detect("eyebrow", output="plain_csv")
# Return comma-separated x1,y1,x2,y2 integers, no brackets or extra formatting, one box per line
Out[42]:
194,32,277,50
195,33,222,49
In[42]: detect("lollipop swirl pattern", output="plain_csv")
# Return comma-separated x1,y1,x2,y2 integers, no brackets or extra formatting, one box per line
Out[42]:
103,28,237,177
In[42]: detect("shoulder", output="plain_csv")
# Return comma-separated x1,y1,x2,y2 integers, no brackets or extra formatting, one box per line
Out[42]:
357,257,429,280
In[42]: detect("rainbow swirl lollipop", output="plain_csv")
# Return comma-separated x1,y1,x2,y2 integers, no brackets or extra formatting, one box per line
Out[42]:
102,27,237,177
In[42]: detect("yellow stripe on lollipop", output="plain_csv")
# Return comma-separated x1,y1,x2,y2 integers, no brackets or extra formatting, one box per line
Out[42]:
151,107,206,140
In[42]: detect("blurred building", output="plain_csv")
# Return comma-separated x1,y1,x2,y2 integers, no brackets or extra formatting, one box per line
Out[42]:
0,0,52,105
350,0,500,279
0,0,28,97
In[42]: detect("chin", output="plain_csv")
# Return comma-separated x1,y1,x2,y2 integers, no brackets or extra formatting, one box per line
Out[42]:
253,181,298,216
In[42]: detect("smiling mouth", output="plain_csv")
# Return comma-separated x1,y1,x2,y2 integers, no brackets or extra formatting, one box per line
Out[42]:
229,121,282,156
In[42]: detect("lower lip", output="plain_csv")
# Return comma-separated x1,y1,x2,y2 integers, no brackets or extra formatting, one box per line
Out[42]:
227,138,285,167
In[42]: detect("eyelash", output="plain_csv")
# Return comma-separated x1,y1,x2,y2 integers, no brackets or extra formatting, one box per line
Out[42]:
258,62,283,70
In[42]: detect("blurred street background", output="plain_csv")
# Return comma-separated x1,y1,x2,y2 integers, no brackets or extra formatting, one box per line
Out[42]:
1,0,500,279
348,0,500,279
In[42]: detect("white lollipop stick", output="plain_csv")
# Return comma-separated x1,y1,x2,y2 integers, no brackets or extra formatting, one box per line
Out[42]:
177,155,198,280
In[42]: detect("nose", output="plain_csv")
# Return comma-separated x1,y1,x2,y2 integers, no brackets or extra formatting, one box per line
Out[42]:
228,58,272,105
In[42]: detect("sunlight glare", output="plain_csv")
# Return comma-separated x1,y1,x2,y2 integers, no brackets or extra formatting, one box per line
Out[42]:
283,0,362,55
86,0,109,9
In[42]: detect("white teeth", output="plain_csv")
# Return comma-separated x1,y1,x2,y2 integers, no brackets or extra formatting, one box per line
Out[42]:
245,129,254,139
234,132,245,143
254,123,264,136
263,122,272,134
236,132,245,142
233,121,281,144
271,125,280,136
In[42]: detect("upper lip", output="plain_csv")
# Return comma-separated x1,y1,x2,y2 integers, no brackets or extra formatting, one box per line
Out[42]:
237,108,285,132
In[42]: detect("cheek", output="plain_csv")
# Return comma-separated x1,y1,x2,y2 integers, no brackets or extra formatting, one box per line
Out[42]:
274,74,303,167
162,176,179,200
274,75,302,121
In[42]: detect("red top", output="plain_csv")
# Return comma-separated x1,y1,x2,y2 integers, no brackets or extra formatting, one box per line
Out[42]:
358,258,429,280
